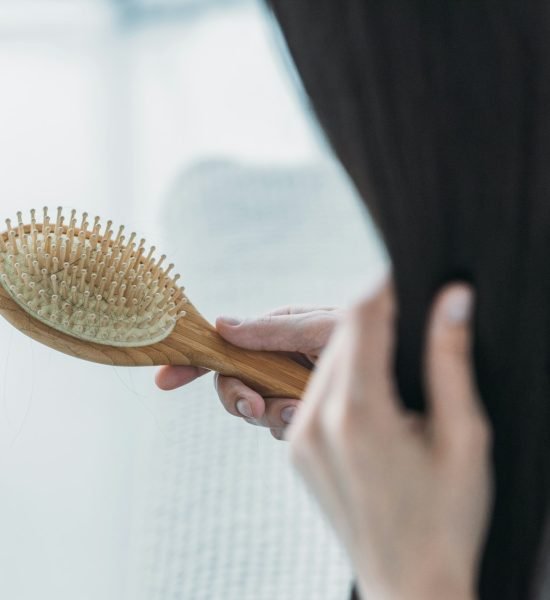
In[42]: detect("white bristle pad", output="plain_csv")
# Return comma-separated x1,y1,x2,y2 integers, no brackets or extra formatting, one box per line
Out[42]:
0,207,188,347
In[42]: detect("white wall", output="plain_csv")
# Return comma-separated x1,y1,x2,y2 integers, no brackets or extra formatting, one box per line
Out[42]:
0,3,387,599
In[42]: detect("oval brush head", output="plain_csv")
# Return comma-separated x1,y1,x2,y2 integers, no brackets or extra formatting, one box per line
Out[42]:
0,207,188,347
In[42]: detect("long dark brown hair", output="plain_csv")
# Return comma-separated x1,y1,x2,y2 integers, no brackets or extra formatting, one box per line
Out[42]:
267,1,550,598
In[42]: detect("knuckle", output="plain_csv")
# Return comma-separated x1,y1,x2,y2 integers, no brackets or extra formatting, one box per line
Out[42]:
266,409,285,429
433,325,469,356
452,413,492,453
257,314,275,327
298,314,338,352
349,290,395,330
271,305,292,316
215,376,245,411
471,414,493,449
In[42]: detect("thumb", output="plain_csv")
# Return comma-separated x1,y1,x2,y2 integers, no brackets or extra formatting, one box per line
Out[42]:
216,313,319,353
424,284,486,441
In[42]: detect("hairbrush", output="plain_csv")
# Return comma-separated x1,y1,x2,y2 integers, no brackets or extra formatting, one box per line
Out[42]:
0,207,309,398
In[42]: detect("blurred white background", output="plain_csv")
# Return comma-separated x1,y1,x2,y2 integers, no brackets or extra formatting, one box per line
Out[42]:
0,1,387,598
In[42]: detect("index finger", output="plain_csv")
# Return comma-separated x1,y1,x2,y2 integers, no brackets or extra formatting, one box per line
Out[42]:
265,305,339,317
156,365,209,391
346,278,401,420
424,284,486,442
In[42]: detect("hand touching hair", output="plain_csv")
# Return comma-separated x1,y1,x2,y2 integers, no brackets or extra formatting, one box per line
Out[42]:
287,280,493,600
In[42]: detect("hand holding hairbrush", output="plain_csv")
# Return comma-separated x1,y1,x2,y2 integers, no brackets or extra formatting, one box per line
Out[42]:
0,207,310,398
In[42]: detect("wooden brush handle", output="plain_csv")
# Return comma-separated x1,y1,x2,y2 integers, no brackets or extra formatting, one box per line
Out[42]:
187,333,310,399
0,284,311,398
167,306,311,399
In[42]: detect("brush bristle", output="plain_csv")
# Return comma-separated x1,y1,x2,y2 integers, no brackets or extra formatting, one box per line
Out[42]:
0,207,188,347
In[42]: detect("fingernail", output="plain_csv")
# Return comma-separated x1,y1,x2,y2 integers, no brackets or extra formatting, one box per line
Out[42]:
445,287,473,324
236,399,253,418
219,316,242,326
281,406,296,424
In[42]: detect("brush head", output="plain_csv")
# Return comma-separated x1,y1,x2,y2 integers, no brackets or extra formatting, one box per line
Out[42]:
0,207,187,347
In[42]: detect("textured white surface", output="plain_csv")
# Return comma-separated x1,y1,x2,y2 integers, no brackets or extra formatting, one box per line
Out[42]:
0,3,387,599
126,158,387,600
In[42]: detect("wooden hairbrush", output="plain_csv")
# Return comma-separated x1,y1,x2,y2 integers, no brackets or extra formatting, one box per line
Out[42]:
0,207,310,398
